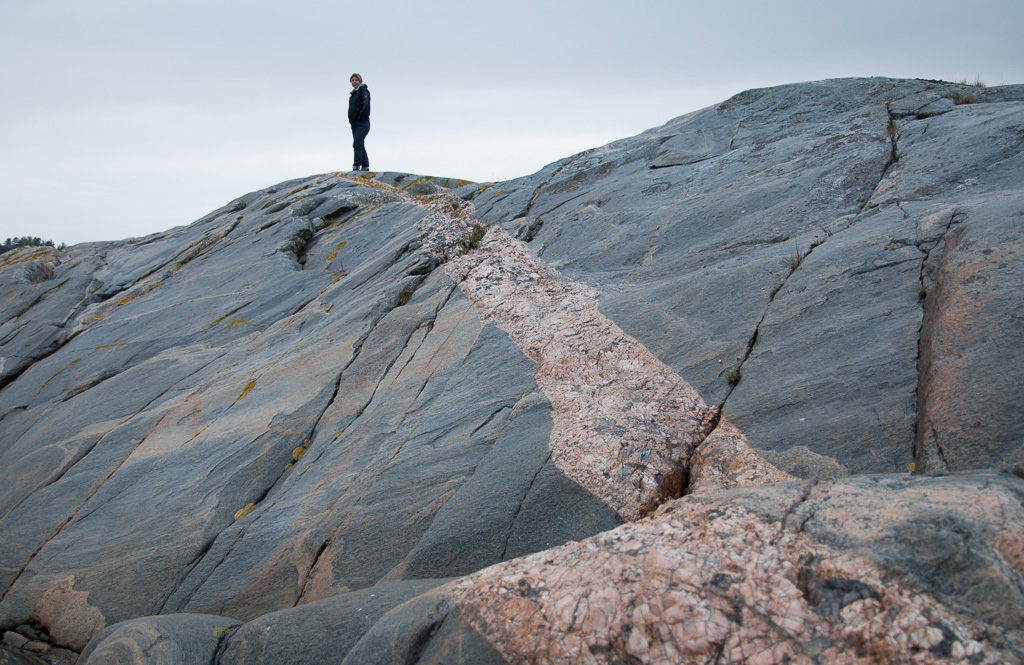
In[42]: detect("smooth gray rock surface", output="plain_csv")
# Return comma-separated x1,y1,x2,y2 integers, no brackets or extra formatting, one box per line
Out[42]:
1,77,1022,662
217,579,453,665
2,172,598,639
472,76,1024,478
339,591,505,665
0,171,613,652
79,613,240,665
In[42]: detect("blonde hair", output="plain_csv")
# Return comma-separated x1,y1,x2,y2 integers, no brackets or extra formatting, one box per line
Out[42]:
350,73,363,84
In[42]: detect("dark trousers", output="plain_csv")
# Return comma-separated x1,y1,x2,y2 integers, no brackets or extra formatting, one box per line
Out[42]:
351,120,370,169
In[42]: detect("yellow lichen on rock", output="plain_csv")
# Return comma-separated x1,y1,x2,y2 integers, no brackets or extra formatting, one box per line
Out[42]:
234,503,256,520
36,358,82,396
204,315,228,330
235,380,256,403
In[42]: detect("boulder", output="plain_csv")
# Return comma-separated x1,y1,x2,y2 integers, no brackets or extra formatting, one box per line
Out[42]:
79,614,240,665
216,579,451,665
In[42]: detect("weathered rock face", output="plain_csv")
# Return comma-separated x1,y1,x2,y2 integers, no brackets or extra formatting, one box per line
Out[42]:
469,77,1024,479
445,472,1024,664
1,77,1023,664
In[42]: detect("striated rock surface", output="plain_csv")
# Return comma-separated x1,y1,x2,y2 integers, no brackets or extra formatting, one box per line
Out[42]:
469,77,1024,479
1,77,1023,664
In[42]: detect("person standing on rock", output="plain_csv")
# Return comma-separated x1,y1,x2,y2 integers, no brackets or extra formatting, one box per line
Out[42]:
348,73,371,172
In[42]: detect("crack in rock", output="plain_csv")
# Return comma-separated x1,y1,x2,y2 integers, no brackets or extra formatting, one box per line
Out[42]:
345,176,782,520
444,224,785,520
351,173,795,521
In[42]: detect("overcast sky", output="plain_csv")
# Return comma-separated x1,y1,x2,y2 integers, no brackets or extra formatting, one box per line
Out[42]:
2,1,1022,246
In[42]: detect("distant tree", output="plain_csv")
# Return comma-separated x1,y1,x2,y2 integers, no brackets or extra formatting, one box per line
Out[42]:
0,235,63,256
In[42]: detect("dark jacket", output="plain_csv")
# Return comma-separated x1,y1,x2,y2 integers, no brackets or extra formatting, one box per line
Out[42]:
348,84,370,124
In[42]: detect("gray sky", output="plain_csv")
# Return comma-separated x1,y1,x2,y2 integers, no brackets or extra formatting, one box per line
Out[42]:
2,0,1022,246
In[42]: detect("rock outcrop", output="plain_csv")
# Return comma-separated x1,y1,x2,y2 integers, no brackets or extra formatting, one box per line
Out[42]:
1,77,1023,664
